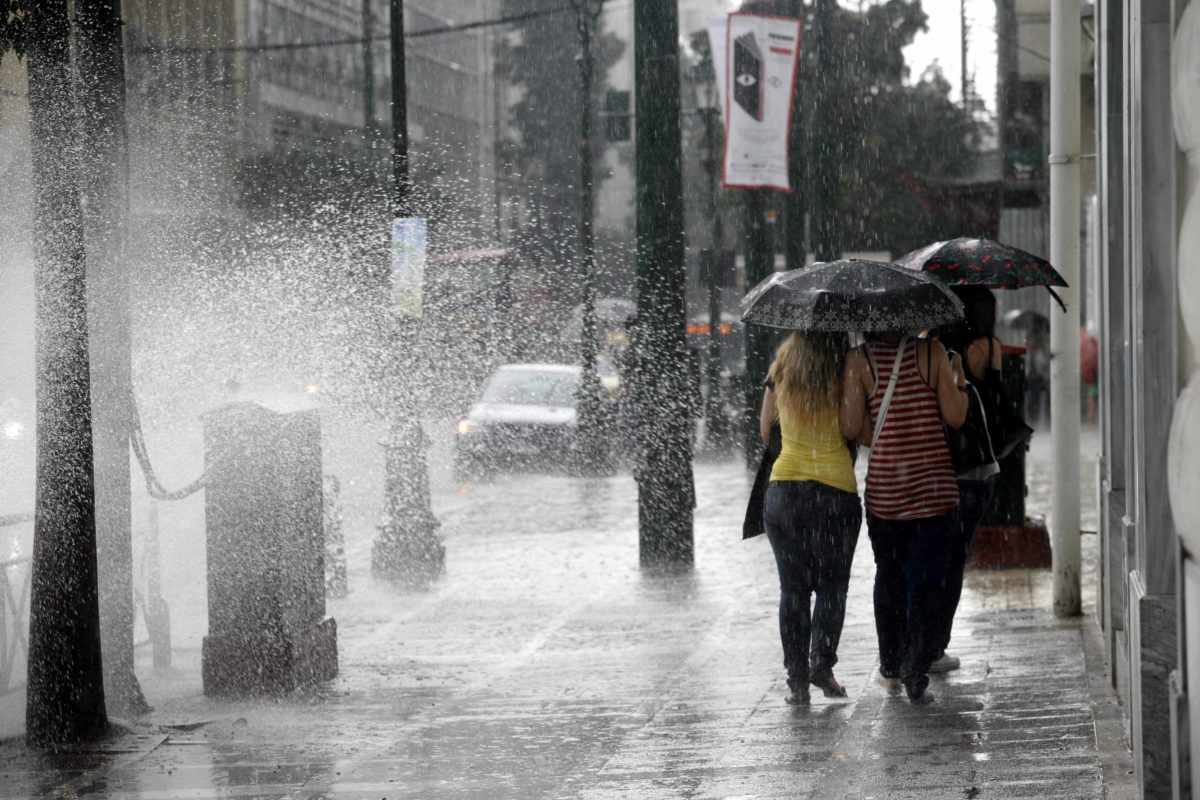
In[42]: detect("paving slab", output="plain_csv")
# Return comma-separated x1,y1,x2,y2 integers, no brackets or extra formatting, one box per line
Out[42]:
0,427,1132,799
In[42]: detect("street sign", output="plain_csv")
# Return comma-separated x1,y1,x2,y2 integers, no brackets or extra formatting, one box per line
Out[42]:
391,217,427,318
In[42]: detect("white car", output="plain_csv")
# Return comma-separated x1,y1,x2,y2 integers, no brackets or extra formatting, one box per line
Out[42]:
454,364,612,478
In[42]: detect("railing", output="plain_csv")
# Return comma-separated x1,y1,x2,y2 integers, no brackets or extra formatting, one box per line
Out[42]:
0,511,33,699
0,508,176,689
1,554,31,698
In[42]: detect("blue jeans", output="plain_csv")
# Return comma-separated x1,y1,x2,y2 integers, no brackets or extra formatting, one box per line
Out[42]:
764,481,862,692
937,478,996,655
867,510,956,697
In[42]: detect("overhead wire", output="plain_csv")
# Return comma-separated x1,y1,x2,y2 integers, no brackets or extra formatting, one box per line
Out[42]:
130,3,574,56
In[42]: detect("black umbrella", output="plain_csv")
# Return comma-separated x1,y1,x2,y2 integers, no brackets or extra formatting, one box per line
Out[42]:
740,259,965,333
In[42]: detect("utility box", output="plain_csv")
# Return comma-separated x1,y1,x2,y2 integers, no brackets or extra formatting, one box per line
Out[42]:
201,401,337,695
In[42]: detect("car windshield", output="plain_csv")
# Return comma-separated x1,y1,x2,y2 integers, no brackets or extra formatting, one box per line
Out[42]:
481,369,578,407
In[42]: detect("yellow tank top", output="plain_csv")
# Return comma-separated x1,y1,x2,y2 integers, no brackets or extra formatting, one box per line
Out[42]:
768,403,857,494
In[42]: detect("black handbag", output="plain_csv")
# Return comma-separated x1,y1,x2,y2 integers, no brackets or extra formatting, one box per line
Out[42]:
974,362,1034,460
742,421,781,540
945,341,1033,473
945,383,998,474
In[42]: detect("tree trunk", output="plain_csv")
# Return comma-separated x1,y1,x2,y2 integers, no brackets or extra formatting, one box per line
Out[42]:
75,0,147,718
24,0,108,746
633,0,694,565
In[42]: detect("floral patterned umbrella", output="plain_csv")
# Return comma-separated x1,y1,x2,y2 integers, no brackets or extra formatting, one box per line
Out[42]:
740,259,964,333
896,237,1069,310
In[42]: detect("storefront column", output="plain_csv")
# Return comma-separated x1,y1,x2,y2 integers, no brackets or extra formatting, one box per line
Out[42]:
1124,0,1179,793
1168,2,1200,792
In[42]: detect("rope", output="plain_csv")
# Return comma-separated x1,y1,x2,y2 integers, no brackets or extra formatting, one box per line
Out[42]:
129,390,210,502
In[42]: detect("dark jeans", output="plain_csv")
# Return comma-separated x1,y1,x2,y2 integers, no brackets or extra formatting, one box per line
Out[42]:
937,478,996,655
867,510,956,697
764,481,862,692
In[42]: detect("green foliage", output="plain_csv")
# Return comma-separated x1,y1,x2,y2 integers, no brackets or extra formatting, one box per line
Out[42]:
798,0,989,254
496,0,625,305
0,0,26,63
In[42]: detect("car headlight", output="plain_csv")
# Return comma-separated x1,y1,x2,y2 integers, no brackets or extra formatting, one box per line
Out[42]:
455,419,472,436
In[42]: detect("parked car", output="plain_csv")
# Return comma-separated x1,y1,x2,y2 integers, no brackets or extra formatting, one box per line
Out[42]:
453,363,613,479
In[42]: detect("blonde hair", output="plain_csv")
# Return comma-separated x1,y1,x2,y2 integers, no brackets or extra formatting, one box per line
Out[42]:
768,331,848,415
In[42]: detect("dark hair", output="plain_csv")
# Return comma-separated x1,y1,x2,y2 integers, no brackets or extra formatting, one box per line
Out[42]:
938,286,996,352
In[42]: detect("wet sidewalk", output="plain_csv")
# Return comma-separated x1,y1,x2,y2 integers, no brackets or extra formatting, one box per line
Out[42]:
0,430,1132,799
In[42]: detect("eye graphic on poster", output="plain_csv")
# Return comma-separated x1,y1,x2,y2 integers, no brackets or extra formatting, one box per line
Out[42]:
733,32,764,121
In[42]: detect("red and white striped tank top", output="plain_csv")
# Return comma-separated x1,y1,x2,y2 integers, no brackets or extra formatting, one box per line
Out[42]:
865,339,959,521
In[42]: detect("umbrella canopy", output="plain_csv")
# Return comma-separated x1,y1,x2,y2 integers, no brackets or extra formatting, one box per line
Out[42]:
740,259,964,333
1002,308,1050,332
897,238,1069,313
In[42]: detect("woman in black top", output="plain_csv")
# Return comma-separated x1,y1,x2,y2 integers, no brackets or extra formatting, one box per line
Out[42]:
930,286,1004,673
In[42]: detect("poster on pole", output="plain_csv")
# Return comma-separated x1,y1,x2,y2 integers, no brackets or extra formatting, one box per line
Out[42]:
709,13,802,191
391,217,427,318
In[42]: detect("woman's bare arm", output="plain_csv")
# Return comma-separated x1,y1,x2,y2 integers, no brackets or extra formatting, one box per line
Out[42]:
759,387,777,444
933,339,969,428
840,349,872,442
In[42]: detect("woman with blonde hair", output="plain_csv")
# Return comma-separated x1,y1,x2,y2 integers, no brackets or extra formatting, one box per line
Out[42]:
758,331,862,705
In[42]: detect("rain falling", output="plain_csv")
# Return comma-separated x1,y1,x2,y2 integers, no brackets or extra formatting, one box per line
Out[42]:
0,0,1190,796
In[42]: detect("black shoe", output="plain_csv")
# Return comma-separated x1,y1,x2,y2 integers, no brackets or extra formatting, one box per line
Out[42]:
785,689,811,705
907,689,936,706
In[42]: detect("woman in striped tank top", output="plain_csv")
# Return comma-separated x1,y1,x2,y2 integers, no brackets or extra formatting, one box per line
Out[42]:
840,332,968,705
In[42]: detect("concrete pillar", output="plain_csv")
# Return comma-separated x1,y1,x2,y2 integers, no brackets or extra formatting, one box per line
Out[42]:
1049,0,1083,616
1168,1,1200,793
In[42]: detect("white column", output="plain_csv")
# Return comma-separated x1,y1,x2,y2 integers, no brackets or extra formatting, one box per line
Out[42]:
1049,0,1083,616
1168,2,1200,793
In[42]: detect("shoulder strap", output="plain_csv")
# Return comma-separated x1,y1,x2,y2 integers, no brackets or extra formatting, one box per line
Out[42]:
871,336,908,448
926,339,933,388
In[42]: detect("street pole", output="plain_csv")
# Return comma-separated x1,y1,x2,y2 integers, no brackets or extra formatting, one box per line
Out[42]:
634,0,695,565
742,188,772,465
370,0,445,587
1049,0,1082,616
702,106,729,453
25,0,108,745
75,0,148,718
571,0,611,474
784,0,806,272
362,0,377,135
960,0,969,108
390,0,410,217
811,0,837,262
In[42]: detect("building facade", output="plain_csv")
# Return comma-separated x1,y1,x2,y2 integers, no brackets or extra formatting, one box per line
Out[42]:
1094,0,1198,796
113,0,504,241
